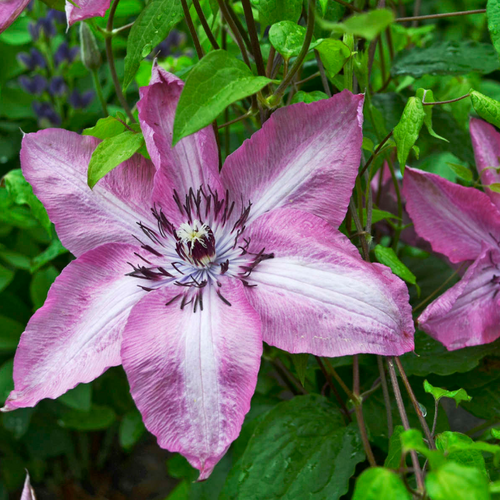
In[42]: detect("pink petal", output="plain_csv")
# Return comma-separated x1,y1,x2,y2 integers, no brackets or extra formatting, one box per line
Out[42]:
470,117,500,210
121,278,262,480
418,246,500,350
138,66,223,226
66,0,111,26
0,0,30,33
221,91,364,227
243,209,414,356
21,129,157,257
2,243,146,412
403,167,500,263
21,473,36,500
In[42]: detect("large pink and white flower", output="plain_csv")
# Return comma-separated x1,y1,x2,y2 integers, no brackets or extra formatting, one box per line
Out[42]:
403,118,500,350
0,0,109,33
2,67,414,479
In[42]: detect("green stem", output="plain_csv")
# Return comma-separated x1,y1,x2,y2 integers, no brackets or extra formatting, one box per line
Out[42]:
105,0,136,123
193,0,220,50
377,355,393,437
241,0,266,77
181,0,204,59
92,70,109,116
396,9,485,23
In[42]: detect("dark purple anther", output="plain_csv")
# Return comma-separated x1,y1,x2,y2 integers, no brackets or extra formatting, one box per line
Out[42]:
19,75,48,95
54,42,80,67
32,102,61,126
48,76,67,97
17,48,46,71
68,89,94,109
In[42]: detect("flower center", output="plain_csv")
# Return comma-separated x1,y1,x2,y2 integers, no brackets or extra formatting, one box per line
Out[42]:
175,219,216,267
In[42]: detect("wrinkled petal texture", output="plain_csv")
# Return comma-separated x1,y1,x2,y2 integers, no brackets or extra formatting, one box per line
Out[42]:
0,0,30,33
21,129,157,257
470,117,500,210
243,209,414,356
65,0,111,26
121,278,262,480
403,167,500,263
419,246,500,350
2,244,146,411
221,91,364,227
21,473,36,500
138,66,222,225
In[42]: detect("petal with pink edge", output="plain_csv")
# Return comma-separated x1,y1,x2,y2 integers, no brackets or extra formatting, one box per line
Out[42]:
0,0,30,33
21,473,36,500
121,278,262,480
403,167,500,263
242,209,414,357
221,91,364,227
21,129,157,257
418,246,500,350
1,243,147,412
138,66,222,225
65,0,111,26
470,117,500,210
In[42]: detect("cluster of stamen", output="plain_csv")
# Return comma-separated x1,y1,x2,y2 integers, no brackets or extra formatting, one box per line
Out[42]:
127,185,273,310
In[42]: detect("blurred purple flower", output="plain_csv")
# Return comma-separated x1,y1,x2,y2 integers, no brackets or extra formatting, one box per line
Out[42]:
28,21,39,40
32,101,61,125
54,42,79,66
38,17,56,37
150,29,186,59
17,48,46,70
48,76,67,97
46,9,66,24
68,89,94,109
19,75,48,95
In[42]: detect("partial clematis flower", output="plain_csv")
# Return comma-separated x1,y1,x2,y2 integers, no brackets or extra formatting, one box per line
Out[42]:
0,0,110,34
2,67,414,479
403,117,500,350
21,473,36,500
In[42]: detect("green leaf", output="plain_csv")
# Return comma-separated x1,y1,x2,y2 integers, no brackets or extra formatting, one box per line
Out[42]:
231,395,365,499
30,266,59,310
2,408,34,439
30,238,68,274
487,0,500,56
425,462,490,500
291,353,309,386
489,183,500,193
374,245,419,293
173,50,273,145
393,96,425,172
0,359,14,405
384,425,404,469
57,404,116,431
470,90,500,129
350,209,400,231
352,467,411,500
250,0,302,29
0,264,14,293
400,429,446,470
82,116,127,140
315,39,351,80
415,88,448,142
447,162,473,182
87,131,145,189
424,380,472,407
0,316,24,353
0,17,32,46
436,432,488,476
290,90,328,104
59,383,92,411
391,41,500,78
492,428,500,439
3,169,51,234
123,0,187,90
320,9,395,42
119,410,146,450
269,21,322,60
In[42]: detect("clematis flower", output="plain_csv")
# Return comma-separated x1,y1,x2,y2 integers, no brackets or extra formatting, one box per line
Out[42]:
403,117,500,350
21,473,36,500
0,0,110,34
2,67,414,479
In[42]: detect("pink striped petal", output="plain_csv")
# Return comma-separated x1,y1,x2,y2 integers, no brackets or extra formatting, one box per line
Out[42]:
21,129,156,257
21,473,36,500
243,209,414,356
66,0,110,26
2,244,146,412
0,0,30,33
419,246,500,350
121,278,262,480
221,91,364,227
138,66,222,226
403,167,500,263
470,117,500,210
